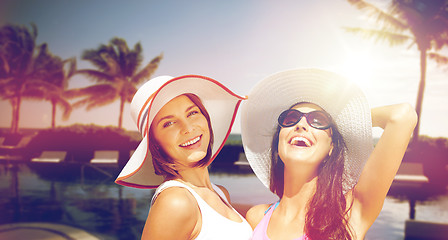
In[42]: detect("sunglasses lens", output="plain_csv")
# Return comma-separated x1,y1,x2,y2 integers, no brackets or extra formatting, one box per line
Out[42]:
278,109,332,129
279,110,302,127
308,111,331,129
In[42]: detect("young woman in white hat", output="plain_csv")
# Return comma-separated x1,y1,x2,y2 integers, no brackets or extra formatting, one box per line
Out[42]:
241,68,417,240
115,75,253,239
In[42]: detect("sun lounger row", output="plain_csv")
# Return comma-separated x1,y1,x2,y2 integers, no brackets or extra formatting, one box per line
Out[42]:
31,150,121,165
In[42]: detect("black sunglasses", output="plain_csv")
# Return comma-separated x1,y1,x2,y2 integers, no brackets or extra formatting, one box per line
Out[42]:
278,109,332,130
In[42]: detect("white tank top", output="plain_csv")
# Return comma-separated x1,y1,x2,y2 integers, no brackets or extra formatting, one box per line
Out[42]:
151,180,253,240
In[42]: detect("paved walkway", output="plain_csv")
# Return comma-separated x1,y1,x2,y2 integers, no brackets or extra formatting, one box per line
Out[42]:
0,222,100,240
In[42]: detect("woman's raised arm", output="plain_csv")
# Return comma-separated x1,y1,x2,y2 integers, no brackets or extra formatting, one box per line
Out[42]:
352,103,418,228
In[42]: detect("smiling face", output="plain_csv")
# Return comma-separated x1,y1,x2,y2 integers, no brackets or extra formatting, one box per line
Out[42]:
278,102,334,169
151,95,211,167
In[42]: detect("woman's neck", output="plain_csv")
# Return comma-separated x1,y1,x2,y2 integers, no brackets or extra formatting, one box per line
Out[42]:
279,166,318,219
176,166,212,189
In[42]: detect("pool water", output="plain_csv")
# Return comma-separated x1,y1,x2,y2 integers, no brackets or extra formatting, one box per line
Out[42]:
1,164,447,240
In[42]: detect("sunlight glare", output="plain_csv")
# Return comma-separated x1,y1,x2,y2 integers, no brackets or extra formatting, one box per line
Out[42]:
338,50,375,90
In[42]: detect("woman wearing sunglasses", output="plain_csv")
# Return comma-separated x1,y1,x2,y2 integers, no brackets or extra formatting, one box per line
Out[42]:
241,68,417,240
115,75,253,239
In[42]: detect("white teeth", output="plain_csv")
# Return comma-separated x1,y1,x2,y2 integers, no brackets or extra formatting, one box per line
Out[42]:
290,136,311,147
180,136,201,147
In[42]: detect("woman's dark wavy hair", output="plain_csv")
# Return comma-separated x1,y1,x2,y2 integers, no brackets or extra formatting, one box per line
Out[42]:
270,103,354,240
148,93,214,179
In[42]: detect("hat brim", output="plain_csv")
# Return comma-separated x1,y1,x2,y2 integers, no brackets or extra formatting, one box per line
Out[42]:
116,75,246,188
115,135,163,188
241,68,373,192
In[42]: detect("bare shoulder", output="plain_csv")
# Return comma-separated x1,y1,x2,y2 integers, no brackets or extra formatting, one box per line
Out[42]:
142,187,199,239
216,184,231,202
153,187,198,211
246,203,271,229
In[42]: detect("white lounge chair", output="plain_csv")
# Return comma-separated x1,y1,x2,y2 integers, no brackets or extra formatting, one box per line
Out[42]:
393,162,429,220
0,136,33,149
31,151,67,163
394,162,428,185
90,150,119,165
81,150,119,183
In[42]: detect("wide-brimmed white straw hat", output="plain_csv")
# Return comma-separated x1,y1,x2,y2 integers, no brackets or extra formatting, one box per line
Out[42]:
116,75,245,188
241,68,373,192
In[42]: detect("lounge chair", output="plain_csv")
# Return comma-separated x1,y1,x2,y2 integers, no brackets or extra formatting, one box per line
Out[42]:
81,150,119,183
393,162,429,220
31,151,67,163
29,151,76,181
0,136,33,149
90,150,119,165
0,135,34,162
394,162,428,186
15,136,33,148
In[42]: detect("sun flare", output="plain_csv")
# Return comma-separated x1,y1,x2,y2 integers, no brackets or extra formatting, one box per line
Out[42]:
338,50,376,89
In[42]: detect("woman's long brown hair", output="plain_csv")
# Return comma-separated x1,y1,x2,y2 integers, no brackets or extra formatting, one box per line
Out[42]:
270,106,354,239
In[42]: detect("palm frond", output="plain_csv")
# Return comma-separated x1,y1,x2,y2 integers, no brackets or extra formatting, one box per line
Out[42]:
85,92,117,110
29,23,38,41
76,69,115,82
55,98,73,120
127,42,143,76
100,52,121,76
344,27,412,46
0,54,10,75
0,24,37,76
26,79,59,91
20,80,61,101
64,57,77,78
21,88,46,99
111,38,129,54
64,83,115,98
71,98,91,109
71,91,116,110
119,82,137,103
347,0,380,13
70,90,117,110
33,44,67,86
429,52,448,67
0,76,14,84
65,37,163,126
81,45,111,71
430,27,448,50
131,53,164,85
111,37,138,77
347,0,408,32
0,83,18,98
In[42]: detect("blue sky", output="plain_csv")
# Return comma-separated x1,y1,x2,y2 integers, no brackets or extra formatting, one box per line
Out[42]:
1,0,447,138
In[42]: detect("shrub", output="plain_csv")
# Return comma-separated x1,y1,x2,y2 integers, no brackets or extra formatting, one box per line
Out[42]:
27,124,141,165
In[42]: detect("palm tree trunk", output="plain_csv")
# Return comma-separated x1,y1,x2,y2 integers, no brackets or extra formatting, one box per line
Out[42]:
10,98,18,133
10,96,21,134
118,97,125,129
412,49,427,143
51,101,57,128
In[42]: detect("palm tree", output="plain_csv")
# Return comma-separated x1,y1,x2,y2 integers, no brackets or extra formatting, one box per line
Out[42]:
67,37,163,129
37,52,76,128
345,0,448,142
0,23,62,133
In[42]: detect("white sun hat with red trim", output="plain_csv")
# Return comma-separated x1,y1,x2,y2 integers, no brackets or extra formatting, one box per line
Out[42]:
116,75,246,188
241,68,373,193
